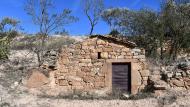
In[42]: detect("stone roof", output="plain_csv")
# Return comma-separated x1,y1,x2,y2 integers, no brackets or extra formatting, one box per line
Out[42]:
89,35,137,48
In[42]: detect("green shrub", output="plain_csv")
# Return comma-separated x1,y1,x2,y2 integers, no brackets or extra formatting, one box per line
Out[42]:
46,37,75,50
0,38,10,59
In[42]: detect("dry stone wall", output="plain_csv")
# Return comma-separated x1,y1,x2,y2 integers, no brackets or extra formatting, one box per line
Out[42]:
53,37,149,94
147,59,190,96
162,63,190,89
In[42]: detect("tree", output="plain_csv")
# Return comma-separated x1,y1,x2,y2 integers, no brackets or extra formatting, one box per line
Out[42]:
55,29,69,36
82,0,104,35
160,0,190,60
101,8,129,32
102,2,190,61
174,0,190,4
102,8,164,57
24,0,78,66
0,17,19,59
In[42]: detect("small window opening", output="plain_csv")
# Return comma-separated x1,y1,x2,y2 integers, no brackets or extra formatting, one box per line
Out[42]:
98,52,101,59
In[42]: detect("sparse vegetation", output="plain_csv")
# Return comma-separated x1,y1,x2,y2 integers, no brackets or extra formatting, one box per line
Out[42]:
0,0,190,107
0,17,19,60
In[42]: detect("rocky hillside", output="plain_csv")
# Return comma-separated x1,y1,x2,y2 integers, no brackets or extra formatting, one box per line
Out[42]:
1,36,190,107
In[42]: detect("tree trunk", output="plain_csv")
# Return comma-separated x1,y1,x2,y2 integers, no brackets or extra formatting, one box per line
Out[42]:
89,25,94,35
160,46,164,60
36,34,47,67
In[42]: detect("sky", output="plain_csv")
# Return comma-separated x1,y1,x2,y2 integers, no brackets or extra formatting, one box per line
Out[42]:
0,0,161,36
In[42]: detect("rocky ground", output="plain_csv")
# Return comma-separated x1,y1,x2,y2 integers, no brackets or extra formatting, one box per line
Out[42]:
1,50,190,107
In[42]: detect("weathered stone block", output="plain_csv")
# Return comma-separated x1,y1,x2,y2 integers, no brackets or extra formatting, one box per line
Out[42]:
132,49,141,53
96,48,103,52
141,49,145,55
133,55,145,59
80,59,91,63
95,76,105,82
66,76,83,82
133,53,139,56
121,52,127,55
124,56,132,59
97,39,106,45
101,52,108,59
79,63,88,67
94,82,105,88
116,49,122,53
140,58,146,62
171,79,185,87
57,75,66,79
175,72,182,77
141,70,150,77
82,46,89,49
72,86,84,90
118,55,125,59
186,80,190,86
59,79,68,86
62,59,69,64
60,69,68,73
81,67,91,72
142,77,148,81
82,41,88,46
91,67,100,73
80,50,86,55
122,48,130,52
110,52,117,55
91,53,98,59
76,71,86,78
85,82,94,91
71,81,82,86
94,62,103,66
75,44,82,49
103,48,113,52
87,63,93,67
111,55,116,59
83,76,95,83
126,52,133,56
167,72,173,78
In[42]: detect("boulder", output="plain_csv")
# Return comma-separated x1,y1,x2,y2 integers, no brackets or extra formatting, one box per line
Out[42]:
154,80,168,90
186,70,190,75
26,70,49,88
170,79,185,87
175,72,182,77
167,72,173,78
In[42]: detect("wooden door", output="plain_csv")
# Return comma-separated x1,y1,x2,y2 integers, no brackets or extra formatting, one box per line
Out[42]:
112,63,131,92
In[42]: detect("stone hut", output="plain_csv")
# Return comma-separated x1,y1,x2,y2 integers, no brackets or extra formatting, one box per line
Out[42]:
51,35,150,95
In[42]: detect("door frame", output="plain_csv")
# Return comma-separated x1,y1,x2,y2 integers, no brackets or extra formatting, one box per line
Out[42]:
103,59,141,94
